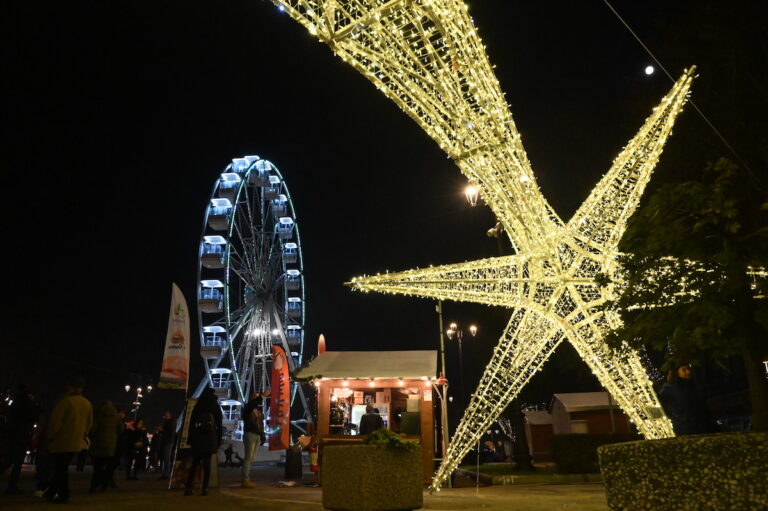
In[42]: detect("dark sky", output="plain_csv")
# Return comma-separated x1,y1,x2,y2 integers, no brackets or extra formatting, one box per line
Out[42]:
4,1,766,419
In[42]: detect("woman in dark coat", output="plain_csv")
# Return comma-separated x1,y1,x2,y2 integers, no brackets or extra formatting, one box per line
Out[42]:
184,388,223,496
659,364,718,435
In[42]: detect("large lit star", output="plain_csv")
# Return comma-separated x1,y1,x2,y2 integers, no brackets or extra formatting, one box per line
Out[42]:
271,0,694,490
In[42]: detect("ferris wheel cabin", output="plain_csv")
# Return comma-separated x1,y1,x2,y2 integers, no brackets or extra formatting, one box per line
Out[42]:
247,159,271,186
207,198,232,231
287,297,302,319
263,175,282,200
201,235,227,269
209,367,231,390
276,217,295,240
202,326,227,348
283,242,298,264
199,280,224,313
271,194,288,216
217,173,242,202
285,269,301,290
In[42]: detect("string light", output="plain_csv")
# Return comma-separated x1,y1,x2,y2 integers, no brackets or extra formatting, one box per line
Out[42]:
268,0,727,492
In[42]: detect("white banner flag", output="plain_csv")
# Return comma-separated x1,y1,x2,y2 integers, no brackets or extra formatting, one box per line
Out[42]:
159,283,190,390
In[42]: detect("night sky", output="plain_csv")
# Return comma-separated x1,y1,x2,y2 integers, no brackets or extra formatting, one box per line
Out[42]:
4,1,766,421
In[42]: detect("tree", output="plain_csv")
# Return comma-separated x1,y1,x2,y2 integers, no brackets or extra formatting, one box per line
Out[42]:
603,158,768,432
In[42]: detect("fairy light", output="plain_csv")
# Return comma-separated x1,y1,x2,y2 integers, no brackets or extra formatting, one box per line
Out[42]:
267,0,739,492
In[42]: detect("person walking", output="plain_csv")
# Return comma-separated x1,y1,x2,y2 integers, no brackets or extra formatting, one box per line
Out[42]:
184,388,222,496
5,383,39,494
239,393,264,488
89,400,124,492
158,411,176,480
358,405,384,435
45,376,93,504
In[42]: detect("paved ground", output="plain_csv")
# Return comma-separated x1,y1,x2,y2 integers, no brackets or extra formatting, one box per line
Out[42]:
1,464,609,510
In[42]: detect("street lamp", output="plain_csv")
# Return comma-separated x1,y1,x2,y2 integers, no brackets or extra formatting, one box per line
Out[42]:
446,322,477,410
464,184,479,207
125,383,152,422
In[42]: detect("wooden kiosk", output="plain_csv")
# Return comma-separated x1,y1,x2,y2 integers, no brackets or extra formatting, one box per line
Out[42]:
296,350,437,483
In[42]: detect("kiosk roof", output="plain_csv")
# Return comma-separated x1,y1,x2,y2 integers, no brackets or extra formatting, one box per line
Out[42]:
296,350,437,380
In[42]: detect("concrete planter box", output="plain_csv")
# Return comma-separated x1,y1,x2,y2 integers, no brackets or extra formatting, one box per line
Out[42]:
598,432,768,511
321,444,423,511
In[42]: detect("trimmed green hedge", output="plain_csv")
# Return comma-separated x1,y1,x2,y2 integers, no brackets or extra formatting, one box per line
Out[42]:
321,444,423,511
551,433,639,474
598,432,768,511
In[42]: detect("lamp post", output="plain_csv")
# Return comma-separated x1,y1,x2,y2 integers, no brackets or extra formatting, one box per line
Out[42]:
445,322,477,410
125,383,152,422
435,301,451,480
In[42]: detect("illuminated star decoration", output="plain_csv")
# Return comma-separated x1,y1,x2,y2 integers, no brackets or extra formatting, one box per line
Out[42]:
271,0,694,490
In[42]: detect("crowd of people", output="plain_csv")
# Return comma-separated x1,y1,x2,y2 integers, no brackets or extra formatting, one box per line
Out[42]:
0,381,274,502
0,376,179,503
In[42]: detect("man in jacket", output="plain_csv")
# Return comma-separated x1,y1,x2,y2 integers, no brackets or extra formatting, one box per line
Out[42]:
358,405,384,435
239,393,264,488
45,376,93,503
184,388,222,496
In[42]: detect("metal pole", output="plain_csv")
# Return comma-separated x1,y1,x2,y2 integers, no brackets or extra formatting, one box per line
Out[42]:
458,330,465,410
476,438,480,493
436,301,451,488
437,301,447,381
607,392,616,434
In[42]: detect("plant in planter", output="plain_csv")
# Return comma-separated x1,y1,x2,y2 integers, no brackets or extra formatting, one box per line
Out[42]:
321,430,423,511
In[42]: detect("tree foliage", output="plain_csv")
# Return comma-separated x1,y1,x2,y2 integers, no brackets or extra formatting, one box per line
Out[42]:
602,158,768,429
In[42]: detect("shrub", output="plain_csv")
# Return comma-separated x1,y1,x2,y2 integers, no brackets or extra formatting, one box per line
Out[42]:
551,433,639,474
598,432,768,511
362,428,419,451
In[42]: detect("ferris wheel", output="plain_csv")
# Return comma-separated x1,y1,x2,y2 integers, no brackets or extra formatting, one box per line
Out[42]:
193,155,311,436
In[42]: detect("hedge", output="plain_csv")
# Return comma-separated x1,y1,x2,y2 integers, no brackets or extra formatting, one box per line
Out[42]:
598,432,768,511
551,433,640,474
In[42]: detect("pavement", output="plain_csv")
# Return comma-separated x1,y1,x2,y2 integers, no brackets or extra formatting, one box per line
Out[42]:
1,464,609,510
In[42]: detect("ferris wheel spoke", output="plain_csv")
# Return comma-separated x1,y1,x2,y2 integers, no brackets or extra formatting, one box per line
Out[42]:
232,222,257,280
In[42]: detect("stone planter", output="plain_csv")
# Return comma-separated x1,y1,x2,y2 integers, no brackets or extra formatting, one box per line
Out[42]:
321,444,423,511
598,432,768,511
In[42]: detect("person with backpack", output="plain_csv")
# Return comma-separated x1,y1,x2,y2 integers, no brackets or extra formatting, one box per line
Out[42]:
184,388,222,496
239,393,264,488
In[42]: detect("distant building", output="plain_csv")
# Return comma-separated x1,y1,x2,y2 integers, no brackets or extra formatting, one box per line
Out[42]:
523,392,631,462
522,410,554,462
550,392,630,435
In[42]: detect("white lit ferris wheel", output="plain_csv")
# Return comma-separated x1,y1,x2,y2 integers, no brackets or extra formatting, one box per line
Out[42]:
192,155,311,436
